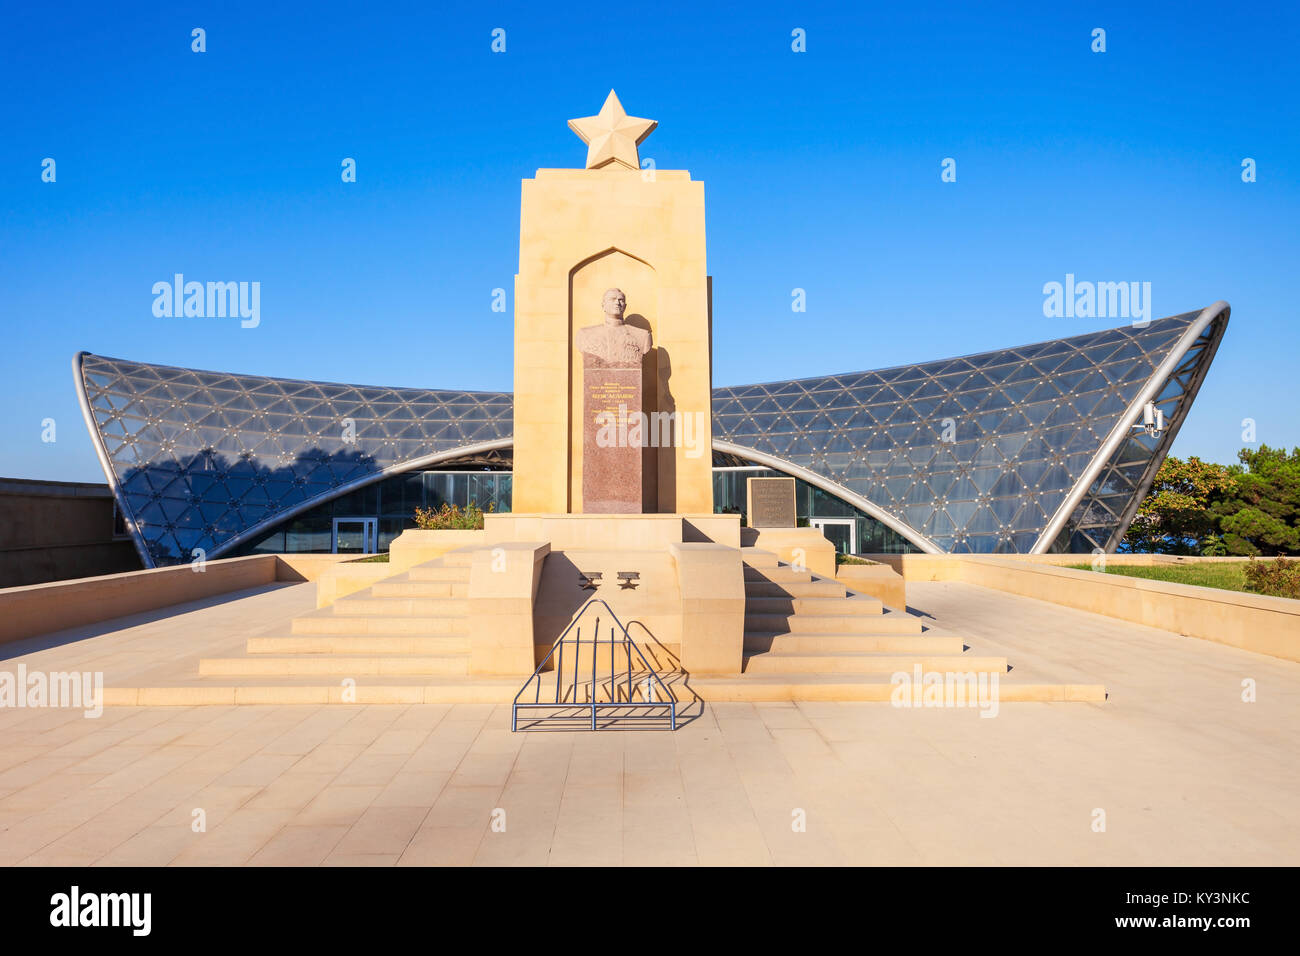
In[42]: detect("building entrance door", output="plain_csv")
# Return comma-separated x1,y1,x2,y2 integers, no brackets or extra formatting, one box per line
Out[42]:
332,517,377,554
811,518,855,555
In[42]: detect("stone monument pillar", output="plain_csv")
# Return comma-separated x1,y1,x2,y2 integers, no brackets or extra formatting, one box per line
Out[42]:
511,90,714,515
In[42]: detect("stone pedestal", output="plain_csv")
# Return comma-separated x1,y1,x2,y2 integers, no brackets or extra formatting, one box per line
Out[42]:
582,360,642,513
467,542,550,676
670,542,746,676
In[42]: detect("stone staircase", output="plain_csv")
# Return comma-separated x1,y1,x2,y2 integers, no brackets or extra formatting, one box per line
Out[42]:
195,550,494,693
103,544,1104,707
686,549,1101,702
737,548,1004,676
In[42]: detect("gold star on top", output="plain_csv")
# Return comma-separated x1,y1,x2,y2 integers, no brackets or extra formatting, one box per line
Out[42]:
567,90,657,171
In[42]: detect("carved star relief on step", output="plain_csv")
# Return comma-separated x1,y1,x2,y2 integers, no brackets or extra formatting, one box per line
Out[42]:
567,90,657,171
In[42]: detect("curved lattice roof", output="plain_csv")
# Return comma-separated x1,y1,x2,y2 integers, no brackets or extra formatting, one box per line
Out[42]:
76,304,1228,566
713,304,1228,554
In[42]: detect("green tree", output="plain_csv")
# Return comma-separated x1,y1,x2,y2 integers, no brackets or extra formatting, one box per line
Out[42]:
1213,445,1300,556
1123,455,1235,554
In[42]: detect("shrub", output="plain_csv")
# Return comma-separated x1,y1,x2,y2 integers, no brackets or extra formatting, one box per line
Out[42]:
1215,445,1300,556
1242,557,1300,600
413,501,490,531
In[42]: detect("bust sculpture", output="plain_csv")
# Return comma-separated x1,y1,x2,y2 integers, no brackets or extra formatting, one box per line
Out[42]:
576,288,652,368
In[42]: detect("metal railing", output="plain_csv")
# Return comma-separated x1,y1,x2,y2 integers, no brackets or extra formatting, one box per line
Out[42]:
512,599,677,731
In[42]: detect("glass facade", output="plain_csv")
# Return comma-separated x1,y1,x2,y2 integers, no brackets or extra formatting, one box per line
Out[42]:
235,463,914,557
1048,322,1221,552
76,305,1228,566
231,468,513,556
712,308,1227,553
712,465,919,553
76,353,511,566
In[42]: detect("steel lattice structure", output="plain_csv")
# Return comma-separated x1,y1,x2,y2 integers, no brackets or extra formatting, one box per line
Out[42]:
76,303,1228,566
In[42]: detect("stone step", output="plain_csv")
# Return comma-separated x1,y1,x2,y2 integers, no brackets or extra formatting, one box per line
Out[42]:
743,611,922,635
514,681,675,705
741,652,1008,675
407,564,473,582
291,611,469,635
101,678,522,707
742,632,966,654
744,579,845,598
743,566,812,583
745,595,882,616
248,635,471,655
685,675,1107,703
739,548,780,568
199,656,468,677
101,676,1105,707
331,596,469,616
441,550,476,567
370,578,468,598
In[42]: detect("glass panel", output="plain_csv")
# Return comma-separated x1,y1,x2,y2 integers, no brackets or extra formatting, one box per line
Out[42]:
817,521,853,554
334,520,369,554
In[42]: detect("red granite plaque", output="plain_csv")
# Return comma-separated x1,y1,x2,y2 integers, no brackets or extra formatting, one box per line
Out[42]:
582,358,642,513
577,289,654,514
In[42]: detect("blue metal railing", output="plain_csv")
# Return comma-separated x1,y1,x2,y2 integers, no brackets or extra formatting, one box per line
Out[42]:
512,599,677,731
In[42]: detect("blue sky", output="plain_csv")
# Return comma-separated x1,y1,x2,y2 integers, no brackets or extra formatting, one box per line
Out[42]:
2,0,1297,482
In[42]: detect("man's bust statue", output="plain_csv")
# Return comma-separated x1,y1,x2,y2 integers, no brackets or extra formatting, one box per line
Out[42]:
576,288,652,368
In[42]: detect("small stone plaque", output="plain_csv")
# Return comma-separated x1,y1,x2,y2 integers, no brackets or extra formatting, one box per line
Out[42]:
747,477,796,528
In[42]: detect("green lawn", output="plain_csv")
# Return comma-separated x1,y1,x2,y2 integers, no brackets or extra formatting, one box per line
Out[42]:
353,553,390,563
1065,561,1248,593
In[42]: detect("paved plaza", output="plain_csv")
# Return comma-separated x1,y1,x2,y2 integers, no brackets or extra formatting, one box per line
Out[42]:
0,580,1295,866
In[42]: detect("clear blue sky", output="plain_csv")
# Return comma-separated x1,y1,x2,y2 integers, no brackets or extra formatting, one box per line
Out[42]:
2,0,1297,483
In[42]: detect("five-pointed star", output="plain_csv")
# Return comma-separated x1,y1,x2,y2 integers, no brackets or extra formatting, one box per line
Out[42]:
567,90,657,171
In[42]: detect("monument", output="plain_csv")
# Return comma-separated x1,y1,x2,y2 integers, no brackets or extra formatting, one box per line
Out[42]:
578,287,652,512
511,89,714,515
